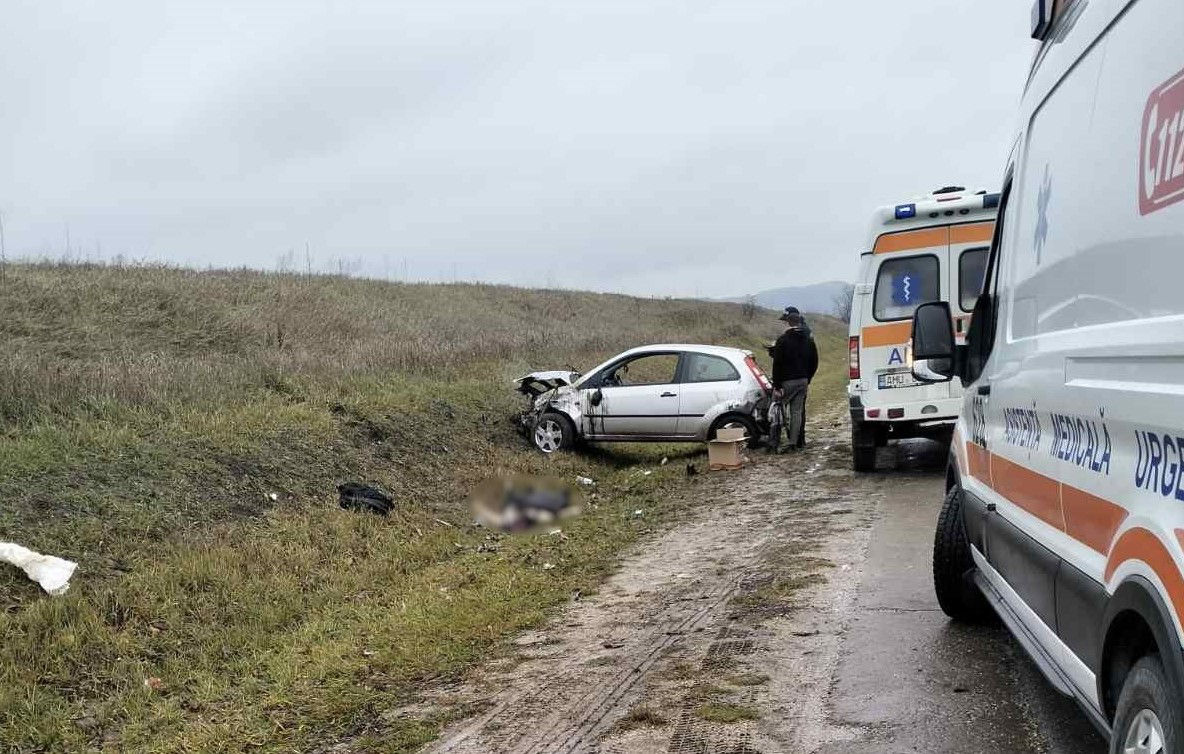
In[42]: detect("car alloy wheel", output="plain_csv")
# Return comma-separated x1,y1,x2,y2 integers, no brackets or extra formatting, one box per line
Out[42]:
1124,709,1166,754
534,418,564,453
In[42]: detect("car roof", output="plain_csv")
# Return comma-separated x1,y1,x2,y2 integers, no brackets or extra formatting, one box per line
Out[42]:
618,344,751,359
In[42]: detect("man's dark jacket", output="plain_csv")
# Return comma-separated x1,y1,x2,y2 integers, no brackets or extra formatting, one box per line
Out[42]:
771,326,819,384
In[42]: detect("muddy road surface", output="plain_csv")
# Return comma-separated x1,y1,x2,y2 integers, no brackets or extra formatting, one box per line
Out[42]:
422,416,1105,754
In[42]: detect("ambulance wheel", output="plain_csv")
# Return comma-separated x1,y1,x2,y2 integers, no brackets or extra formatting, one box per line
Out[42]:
933,485,993,623
533,412,574,454
710,414,761,450
851,421,876,472
1111,654,1182,754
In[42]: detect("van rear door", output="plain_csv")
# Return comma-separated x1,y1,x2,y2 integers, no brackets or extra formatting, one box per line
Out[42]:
949,223,993,346
861,228,952,404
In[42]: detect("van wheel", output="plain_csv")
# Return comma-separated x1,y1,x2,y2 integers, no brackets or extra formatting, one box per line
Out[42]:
533,412,574,454
710,414,761,449
1111,655,1181,754
933,485,993,622
852,421,876,472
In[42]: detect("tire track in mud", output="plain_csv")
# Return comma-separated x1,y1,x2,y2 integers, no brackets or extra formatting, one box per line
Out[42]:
423,410,879,754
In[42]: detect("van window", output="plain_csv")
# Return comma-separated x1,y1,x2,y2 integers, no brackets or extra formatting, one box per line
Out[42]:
682,353,739,383
959,248,989,312
873,255,940,321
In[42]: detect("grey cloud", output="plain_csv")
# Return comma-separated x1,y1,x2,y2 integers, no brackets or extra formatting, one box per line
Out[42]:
1,1,1035,295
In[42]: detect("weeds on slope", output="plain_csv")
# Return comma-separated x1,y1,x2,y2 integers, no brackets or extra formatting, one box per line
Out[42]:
0,262,847,752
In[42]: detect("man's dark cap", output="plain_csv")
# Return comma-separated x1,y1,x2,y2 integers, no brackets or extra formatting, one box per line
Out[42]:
779,306,801,322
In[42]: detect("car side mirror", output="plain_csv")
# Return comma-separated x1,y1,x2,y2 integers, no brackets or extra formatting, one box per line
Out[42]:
911,301,955,383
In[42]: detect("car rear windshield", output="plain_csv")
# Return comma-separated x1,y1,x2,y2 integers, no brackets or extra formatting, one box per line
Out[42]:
873,255,940,321
959,247,989,312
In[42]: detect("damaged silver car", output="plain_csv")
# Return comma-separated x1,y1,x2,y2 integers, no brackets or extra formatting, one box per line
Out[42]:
515,345,773,453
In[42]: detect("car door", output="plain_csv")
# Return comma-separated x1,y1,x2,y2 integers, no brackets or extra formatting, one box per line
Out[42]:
584,352,682,438
676,352,743,435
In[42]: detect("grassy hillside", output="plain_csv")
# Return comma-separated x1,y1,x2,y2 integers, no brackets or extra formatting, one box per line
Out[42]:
0,262,847,752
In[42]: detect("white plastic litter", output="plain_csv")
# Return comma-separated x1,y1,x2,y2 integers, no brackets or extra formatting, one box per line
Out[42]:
0,542,78,596
575,476,595,486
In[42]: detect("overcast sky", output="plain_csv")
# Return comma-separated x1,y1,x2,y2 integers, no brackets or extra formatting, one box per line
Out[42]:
1,1,1036,297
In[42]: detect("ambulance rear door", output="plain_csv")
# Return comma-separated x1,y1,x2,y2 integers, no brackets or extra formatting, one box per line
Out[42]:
862,227,952,405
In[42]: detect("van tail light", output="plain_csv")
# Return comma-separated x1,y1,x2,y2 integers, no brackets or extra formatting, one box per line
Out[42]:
744,356,773,392
849,336,860,379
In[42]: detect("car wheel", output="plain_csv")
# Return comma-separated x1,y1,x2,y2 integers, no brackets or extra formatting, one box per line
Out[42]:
710,414,761,449
532,412,573,454
1112,655,1182,754
933,485,994,622
852,421,876,472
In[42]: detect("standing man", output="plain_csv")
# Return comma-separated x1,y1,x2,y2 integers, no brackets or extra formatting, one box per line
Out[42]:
769,306,819,453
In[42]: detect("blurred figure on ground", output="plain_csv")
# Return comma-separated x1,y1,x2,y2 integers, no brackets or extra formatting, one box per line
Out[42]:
769,306,818,453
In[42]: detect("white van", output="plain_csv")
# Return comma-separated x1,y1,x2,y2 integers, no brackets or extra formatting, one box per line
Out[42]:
847,188,997,471
911,1,1184,749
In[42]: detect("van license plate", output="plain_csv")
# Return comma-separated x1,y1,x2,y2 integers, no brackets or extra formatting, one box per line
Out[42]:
878,372,921,390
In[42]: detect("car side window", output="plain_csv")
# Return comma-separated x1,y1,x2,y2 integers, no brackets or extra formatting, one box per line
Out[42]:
682,353,740,383
603,353,679,387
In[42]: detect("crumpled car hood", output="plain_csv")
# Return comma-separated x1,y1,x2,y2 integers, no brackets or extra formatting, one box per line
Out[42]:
514,370,581,398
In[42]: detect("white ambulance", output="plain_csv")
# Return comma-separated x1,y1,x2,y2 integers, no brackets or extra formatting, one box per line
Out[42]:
910,1,1184,750
847,188,997,471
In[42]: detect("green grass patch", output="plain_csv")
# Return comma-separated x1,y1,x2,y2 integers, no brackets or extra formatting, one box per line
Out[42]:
727,672,770,687
614,705,669,731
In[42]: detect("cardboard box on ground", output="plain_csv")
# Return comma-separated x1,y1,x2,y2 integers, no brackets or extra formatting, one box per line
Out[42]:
708,427,748,471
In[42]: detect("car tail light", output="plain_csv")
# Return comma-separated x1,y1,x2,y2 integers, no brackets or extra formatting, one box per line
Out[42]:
849,336,860,379
866,409,881,418
744,356,772,391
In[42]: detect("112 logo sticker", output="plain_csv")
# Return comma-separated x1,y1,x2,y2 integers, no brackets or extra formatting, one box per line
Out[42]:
1141,67,1184,215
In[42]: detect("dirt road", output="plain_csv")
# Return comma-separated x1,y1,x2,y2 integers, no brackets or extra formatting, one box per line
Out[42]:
423,418,1106,753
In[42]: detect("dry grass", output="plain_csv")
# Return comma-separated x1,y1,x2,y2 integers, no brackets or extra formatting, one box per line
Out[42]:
0,261,847,752
694,702,761,724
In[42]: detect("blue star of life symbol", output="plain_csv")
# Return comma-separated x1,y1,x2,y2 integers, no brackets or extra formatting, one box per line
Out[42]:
891,273,915,306
1035,164,1051,264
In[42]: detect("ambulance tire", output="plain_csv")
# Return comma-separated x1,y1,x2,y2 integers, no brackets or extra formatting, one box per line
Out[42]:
1111,654,1183,754
851,421,876,472
933,485,994,623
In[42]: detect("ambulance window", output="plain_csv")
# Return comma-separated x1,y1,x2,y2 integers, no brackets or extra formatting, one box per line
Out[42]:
872,255,940,321
959,248,989,312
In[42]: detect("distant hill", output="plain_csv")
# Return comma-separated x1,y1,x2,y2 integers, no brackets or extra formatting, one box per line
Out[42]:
719,280,852,317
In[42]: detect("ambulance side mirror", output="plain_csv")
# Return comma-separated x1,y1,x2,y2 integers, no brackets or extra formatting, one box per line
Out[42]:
911,301,955,383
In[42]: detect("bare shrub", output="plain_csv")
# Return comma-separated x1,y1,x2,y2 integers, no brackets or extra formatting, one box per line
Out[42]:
831,282,855,322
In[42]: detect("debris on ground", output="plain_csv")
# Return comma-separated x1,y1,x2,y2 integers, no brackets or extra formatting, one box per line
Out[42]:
0,542,78,596
470,476,581,532
575,475,595,486
337,482,395,516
